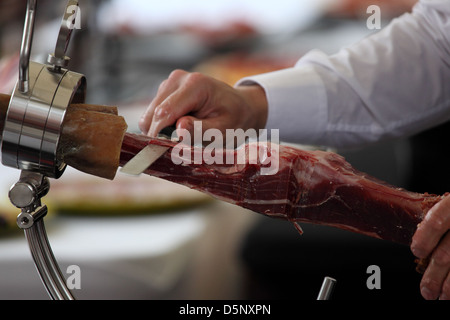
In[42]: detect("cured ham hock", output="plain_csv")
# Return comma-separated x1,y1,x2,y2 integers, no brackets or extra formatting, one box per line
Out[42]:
0,93,444,253
0,93,127,180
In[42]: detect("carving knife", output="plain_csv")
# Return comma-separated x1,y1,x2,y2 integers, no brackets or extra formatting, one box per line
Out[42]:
120,126,176,176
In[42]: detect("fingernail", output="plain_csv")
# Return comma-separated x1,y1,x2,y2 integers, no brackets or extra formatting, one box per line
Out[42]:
421,287,436,300
439,293,449,300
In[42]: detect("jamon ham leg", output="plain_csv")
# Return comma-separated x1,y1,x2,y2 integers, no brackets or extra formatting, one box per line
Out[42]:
0,93,443,271
120,133,444,247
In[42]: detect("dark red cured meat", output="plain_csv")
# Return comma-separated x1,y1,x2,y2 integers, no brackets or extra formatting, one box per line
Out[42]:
120,133,444,246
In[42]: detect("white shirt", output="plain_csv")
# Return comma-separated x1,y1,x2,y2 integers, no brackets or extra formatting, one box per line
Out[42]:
237,0,450,149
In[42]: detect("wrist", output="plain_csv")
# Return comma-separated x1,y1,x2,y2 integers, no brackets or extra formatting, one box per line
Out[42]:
236,84,268,130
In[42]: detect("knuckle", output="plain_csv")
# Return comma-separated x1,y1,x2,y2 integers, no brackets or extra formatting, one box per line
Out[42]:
424,202,450,232
432,244,450,266
153,104,167,119
168,69,186,80
158,79,169,91
184,72,206,87
428,216,446,232
154,99,175,120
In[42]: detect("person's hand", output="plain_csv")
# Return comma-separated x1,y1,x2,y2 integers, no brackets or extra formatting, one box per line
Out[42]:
139,69,268,138
411,194,450,300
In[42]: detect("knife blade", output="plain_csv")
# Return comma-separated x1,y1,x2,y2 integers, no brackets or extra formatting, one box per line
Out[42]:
120,144,169,176
120,126,176,176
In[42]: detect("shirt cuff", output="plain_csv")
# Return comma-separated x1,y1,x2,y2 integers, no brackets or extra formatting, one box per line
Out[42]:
235,65,327,146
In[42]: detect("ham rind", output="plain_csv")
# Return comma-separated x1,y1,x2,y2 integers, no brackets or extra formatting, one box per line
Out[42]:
59,104,128,180
120,133,444,246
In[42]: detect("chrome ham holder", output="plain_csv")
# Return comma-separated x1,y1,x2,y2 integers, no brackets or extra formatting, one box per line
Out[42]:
1,0,85,300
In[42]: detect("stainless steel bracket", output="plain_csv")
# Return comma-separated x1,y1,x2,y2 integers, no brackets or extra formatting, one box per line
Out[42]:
10,171,74,300
1,0,85,300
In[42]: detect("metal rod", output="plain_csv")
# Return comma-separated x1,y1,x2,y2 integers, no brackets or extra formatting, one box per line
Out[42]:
317,276,336,300
24,219,75,300
19,0,37,93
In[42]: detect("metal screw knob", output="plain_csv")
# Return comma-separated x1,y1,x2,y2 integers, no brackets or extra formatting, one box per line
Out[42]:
17,212,34,229
9,182,36,208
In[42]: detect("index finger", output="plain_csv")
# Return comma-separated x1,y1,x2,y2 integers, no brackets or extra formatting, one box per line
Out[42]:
139,69,188,135
412,194,450,259
148,85,206,137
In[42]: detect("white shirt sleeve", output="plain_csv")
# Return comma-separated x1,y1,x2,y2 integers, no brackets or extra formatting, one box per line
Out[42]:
236,0,450,149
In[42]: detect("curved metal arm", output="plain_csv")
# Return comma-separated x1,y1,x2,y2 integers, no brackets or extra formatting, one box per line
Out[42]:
24,219,75,300
11,171,75,300
19,0,37,93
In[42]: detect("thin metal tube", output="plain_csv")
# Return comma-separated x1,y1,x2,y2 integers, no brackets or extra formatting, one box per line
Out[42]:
19,0,37,93
24,219,75,300
317,277,336,300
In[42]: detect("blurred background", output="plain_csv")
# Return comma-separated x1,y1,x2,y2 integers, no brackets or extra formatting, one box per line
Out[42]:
1,0,442,300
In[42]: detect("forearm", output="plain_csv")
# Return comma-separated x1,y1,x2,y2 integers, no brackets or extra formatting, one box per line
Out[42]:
237,0,450,149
